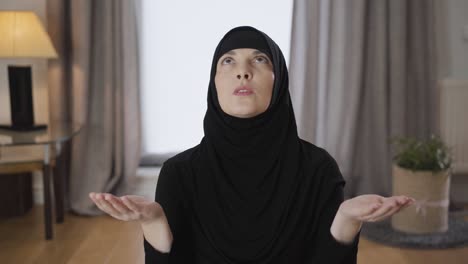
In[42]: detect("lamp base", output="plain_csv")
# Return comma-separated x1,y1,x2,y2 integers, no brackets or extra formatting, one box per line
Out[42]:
7,66,41,131
0,124,47,131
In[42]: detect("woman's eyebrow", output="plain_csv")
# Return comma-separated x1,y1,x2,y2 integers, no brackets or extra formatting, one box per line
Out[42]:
252,50,266,55
222,50,267,57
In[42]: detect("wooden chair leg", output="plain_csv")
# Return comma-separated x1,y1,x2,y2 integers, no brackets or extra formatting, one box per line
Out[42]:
53,157,65,223
54,140,71,222
43,164,53,240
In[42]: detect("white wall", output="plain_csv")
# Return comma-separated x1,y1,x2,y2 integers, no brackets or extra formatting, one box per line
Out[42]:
140,0,294,154
442,0,468,203
445,0,468,80
0,1,49,125
0,0,49,205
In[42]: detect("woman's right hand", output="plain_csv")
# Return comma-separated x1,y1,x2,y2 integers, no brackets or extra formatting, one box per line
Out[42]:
90,192,174,253
89,192,164,223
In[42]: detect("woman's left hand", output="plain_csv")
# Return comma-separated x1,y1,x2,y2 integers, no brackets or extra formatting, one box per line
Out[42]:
338,194,416,223
330,194,415,244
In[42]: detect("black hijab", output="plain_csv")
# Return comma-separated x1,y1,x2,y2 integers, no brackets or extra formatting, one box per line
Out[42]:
192,26,342,263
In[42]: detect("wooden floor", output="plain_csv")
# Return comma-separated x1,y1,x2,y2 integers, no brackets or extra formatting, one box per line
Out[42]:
1,206,468,264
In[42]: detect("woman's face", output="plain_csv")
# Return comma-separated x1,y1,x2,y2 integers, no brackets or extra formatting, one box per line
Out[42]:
215,48,274,118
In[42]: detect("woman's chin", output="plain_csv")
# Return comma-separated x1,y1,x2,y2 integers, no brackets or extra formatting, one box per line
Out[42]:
228,108,260,118
230,107,271,118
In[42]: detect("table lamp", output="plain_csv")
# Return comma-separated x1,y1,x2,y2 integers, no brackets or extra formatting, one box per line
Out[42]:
0,11,58,131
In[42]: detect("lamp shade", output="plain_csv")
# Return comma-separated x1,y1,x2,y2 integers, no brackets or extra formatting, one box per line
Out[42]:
0,11,58,58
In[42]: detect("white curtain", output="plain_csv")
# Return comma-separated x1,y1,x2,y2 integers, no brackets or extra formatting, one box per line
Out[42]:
289,0,440,198
47,0,141,215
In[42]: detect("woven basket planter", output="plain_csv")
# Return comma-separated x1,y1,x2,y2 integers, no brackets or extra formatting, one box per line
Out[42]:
391,164,451,234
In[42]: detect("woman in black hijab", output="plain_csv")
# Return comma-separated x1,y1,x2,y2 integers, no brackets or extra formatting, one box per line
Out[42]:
90,26,415,264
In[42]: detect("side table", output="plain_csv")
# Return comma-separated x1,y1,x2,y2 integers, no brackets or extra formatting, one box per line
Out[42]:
0,122,82,240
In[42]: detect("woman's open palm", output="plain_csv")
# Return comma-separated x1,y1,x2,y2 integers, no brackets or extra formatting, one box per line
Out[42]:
339,194,416,223
89,192,164,223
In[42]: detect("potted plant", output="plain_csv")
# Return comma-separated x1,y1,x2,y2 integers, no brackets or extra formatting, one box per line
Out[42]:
390,134,452,234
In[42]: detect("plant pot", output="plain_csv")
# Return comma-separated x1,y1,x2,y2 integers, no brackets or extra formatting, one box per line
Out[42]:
391,164,451,234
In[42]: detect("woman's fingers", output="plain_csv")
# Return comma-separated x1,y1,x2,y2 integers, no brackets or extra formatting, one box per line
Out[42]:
362,196,413,222
339,194,416,223
90,192,129,219
96,194,121,216
121,196,141,212
350,202,382,220
362,198,399,222
372,197,414,221
90,193,115,214
104,194,132,214
90,193,107,212
370,201,406,222
365,202,383,215
89,192,162,222
90,192,107,211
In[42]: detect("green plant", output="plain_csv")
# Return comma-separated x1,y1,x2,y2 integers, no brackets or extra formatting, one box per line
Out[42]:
390,134,452,172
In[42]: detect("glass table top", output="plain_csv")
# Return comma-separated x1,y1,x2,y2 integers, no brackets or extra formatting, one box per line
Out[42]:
0,122,83,147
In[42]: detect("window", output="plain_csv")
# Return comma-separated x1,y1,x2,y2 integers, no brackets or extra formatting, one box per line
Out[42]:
140,0,293,155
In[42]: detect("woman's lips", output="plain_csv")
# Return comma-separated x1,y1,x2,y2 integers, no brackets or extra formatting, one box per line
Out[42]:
233,86,254,96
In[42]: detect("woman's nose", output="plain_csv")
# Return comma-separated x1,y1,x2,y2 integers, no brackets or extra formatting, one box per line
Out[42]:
237,73,251,80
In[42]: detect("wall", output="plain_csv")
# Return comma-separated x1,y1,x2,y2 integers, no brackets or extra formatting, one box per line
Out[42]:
441,0,468,203
0,0,49,205
0,1,49,125
445,0,468,80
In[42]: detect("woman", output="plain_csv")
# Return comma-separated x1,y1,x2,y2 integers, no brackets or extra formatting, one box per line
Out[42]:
89,26,415,263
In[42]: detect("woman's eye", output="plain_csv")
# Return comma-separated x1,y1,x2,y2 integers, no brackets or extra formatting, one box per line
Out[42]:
221,57,234,64
254,56,269,64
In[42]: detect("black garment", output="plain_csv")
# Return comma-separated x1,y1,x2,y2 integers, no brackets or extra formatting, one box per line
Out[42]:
144,142,360,263
144,26,360,263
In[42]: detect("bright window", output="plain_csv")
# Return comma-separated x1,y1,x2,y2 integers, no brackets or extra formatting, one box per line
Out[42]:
140,0,293,154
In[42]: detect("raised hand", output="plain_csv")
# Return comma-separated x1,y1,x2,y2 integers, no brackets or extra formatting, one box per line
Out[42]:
89,192,174,253
339,194,415,223
330,194,416,244
89,192,164,223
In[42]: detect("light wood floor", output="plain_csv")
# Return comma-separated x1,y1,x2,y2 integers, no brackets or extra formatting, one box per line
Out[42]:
1,206,468,264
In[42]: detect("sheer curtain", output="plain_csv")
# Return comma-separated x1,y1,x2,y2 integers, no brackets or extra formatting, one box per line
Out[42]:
47,0,141,215
289,0,440,197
